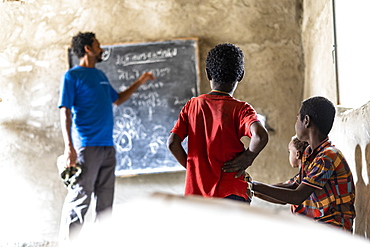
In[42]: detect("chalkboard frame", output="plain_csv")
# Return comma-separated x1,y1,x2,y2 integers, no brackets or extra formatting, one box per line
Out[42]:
66,37,200,177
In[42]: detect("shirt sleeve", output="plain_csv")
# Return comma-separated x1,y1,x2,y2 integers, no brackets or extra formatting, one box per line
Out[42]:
58,71,75,109
98,69,118,103
110,84,118,103
170,100,190,141
284,172,300,185
238,103,260,138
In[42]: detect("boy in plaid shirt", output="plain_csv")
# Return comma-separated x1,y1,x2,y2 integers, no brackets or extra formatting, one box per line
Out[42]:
250,96,355,231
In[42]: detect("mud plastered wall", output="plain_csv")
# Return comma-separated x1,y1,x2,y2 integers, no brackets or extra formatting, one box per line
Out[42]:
0,0,303,243
331,106,370,238
302,0,370,239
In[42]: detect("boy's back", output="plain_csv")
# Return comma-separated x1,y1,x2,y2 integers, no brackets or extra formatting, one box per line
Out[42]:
171,93,259,199
167,43,268,203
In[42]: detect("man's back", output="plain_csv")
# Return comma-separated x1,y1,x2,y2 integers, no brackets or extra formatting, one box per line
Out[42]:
59,66,118,147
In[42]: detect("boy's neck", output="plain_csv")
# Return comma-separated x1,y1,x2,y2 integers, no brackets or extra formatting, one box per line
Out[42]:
211,89,231,96
211,81,238,96
307,132,328,151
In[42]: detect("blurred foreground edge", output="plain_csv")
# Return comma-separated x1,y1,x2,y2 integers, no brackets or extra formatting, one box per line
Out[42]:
74,192,369,247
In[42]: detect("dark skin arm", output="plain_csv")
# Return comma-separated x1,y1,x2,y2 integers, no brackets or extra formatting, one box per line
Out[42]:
167,133,187,168
252,181,316,205
254,192,286,204
222,121,268,178
113,72,154,106
60,106,77,168
253,182,298,204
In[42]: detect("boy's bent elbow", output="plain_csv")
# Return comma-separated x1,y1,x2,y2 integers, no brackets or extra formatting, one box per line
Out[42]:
167,139,175,151
167,133,180,150
255,124,269,148
261,129,269,147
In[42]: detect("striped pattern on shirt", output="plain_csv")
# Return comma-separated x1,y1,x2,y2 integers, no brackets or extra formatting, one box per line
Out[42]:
292,138,356,231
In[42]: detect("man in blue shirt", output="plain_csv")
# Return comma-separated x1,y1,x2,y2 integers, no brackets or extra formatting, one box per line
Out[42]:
58,32,154,241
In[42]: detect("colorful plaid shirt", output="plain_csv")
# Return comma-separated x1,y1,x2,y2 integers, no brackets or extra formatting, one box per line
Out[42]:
291,138,356,231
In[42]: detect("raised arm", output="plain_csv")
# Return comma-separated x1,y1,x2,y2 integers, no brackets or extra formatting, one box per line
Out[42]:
113,72,155,106
222,121,269,178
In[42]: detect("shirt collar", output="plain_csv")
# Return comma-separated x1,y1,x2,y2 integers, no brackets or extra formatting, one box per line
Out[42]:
303,137,331,162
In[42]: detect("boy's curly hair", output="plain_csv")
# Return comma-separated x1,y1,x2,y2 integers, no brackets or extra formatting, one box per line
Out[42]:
292,136,309,157
71,32,96,58
206,43,244,84
300,96,335,136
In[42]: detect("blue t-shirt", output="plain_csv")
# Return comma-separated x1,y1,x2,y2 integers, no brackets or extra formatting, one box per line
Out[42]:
58,66,118,148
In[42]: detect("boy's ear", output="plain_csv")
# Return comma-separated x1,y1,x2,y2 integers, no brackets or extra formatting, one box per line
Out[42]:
304,115,310,128
205,68,212,81
296,151,301,160
237,71,244,82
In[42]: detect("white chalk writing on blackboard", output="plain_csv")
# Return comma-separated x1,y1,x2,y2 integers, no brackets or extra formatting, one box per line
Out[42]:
118,67,171,81
113,106,176,172
115,48,178,66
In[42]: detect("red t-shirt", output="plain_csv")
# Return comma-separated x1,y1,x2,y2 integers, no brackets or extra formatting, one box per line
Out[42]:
171,94,259,200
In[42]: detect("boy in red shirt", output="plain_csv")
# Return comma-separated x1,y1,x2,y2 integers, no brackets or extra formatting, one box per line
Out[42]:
167,43,268,203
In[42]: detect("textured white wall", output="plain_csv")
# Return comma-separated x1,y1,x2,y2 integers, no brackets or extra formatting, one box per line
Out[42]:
302,0,370,239
0,0,303,244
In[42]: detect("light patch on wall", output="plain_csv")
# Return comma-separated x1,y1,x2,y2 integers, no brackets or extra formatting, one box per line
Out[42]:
40,4,55,18
1,0,27,3
17,65,33,72
26,119,41,128
1,65,33,75
35,60,50,67
257,114,266,128
257,113,274,132
30,83,45,93
1,52,14,76
31,95,52,106
1,67,16,76
125,1,172,13
21,54,50,67
30,110,44,118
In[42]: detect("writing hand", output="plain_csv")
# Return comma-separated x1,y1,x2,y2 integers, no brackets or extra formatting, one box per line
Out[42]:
138,72,155,85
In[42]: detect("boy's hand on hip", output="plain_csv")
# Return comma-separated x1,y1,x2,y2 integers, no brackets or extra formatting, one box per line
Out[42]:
222,149,257,178
222,159,248,178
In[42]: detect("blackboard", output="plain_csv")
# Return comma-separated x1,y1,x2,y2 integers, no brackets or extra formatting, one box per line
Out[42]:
68,38,199,176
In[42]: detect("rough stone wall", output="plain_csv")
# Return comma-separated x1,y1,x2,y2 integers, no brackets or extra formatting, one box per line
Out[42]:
0,0,304,243
302,0,370,239
331,106,370,238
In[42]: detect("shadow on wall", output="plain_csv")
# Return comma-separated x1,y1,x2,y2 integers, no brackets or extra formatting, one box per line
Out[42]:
354,144,370,237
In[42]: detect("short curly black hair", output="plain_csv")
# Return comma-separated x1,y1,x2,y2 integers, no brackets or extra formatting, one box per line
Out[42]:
71,32,96,58
299,96,336,136
205,43,244,84
291,136,309,157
